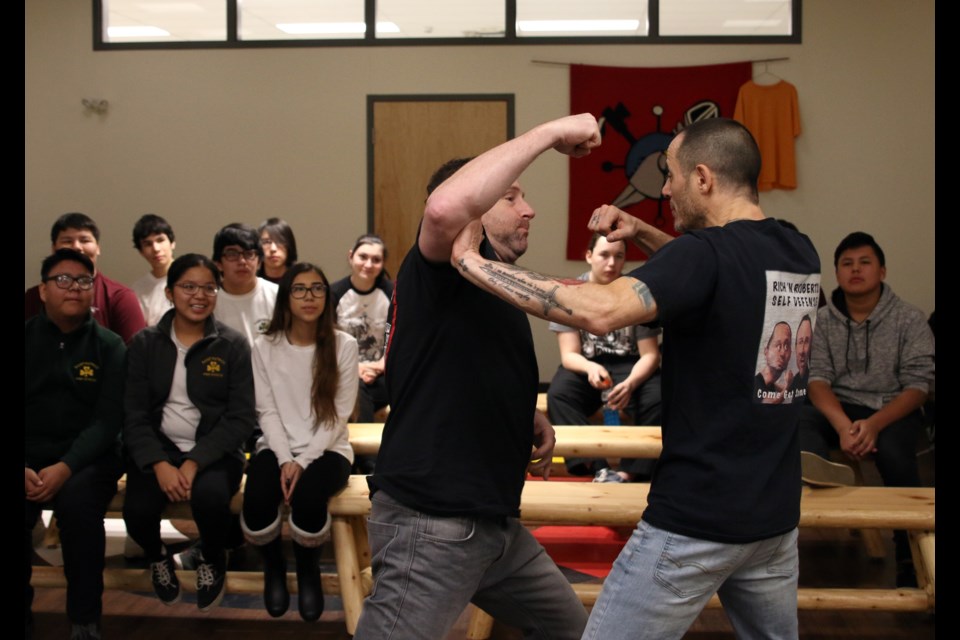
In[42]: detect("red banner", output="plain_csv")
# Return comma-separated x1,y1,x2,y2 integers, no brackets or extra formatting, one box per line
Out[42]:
568,62,751,259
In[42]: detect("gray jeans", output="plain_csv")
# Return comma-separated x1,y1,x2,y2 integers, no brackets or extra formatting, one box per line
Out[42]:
354,490,587,639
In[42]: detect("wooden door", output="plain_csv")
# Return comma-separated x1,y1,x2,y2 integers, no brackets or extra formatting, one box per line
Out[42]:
369,96,513,279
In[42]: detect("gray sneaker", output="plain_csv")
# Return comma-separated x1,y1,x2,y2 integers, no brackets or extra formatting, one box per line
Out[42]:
800,451,856,487
173,543,202,570
593,468,625,483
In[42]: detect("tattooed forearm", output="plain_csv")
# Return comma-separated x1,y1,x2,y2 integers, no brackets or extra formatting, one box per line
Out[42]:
633,280,655,309
478,262,574,317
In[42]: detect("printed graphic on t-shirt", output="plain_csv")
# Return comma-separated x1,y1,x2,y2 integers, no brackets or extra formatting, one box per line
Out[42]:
580,326,640,359
336,289,391,362
753,271,820,405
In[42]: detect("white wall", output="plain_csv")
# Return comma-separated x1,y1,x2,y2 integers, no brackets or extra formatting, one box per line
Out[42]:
25,0,935,378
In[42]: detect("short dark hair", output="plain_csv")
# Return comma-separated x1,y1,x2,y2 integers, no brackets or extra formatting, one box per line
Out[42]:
676,118,761,203
50,212,100,244
257,218,298,267
833,231,885,268
132,214,175,249
426,157,474,196
41,248,95,281
212,223,263,262
166,253,222,290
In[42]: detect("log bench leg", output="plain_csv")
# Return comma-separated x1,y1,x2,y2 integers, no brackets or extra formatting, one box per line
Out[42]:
466,605,495,639
333,515,366,636
912,531,935,601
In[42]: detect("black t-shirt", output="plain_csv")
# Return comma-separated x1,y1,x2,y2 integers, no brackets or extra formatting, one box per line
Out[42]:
633,218,821,543
368,234,538,517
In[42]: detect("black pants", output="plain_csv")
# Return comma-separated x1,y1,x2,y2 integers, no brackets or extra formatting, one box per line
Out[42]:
798,401,923,561
242,449,351,533
547,362,662,476
25,452,123,625
122,453,244,562
355,376,389,473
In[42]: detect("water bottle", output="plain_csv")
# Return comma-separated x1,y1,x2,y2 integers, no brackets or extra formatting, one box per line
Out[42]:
601,388,621,425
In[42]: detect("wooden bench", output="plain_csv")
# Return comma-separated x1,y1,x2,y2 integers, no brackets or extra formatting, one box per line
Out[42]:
324,480,935,636
33,425,934,637
351,422,663,459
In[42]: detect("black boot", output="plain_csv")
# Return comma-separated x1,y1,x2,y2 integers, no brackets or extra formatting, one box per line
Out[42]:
260,538,289,617
292,542,324,622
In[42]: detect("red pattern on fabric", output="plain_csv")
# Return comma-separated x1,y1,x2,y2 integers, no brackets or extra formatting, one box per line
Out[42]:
568,62,751,259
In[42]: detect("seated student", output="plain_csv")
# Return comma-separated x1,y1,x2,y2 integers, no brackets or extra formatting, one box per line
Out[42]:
130,213,176,325
25,249,126,640
212,223,279,345
257,217,299,285
242,263,358,621
122,254,256,611
329,234,393,474
25,212,146,343
547,233,662,482
798,231,934,587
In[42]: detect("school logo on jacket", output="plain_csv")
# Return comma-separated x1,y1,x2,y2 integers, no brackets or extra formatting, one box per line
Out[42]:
74,361,99,382
202,356,226,378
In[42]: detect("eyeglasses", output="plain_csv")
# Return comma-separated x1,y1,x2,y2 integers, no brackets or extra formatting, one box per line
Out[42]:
174,282,219,297
260,237,282,247
290,283,327,299
221,249,259,262
44,274,94,291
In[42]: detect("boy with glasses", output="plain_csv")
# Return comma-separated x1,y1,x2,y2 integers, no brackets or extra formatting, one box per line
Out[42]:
25,249,126,640
212,223,279,346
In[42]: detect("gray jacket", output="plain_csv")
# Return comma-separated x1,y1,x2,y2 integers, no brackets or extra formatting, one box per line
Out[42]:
809,284,934,410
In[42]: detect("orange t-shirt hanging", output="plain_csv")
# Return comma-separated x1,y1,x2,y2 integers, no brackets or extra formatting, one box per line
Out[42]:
734,80,801,191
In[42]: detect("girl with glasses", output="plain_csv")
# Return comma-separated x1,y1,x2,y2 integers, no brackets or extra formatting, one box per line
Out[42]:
122,253,256,611
241,262,359,621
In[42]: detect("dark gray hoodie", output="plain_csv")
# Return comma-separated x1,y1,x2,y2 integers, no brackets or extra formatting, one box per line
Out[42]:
809,284,934,410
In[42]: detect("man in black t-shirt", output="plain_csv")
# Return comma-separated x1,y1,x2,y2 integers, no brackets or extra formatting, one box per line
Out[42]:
452,117,820,639
354,115,601,639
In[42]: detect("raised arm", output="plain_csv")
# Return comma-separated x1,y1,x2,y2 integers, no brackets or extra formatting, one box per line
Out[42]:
451,220,657,336
419,113,601,262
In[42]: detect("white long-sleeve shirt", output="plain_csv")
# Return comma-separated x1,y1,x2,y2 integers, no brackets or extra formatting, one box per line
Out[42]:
252,329,358,468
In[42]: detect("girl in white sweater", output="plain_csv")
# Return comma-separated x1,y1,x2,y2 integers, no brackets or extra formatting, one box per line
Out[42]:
241,262,358,621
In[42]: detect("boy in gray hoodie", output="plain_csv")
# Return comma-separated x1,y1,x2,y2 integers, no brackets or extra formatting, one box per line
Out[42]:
798,231,934,586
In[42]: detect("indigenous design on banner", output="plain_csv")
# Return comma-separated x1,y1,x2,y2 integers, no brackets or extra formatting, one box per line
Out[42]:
568,62,751,260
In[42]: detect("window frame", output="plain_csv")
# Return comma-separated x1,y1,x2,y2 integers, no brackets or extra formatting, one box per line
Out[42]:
93,0,801,50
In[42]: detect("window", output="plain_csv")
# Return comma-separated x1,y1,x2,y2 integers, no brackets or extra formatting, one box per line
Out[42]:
97,0,799,49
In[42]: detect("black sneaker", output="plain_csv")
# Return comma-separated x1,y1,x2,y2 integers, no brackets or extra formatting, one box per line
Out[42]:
196,557,226,611
150,556,181,605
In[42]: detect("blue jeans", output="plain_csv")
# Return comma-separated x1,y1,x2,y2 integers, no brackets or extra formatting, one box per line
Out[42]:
583,520,798,640
354,490,587,639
